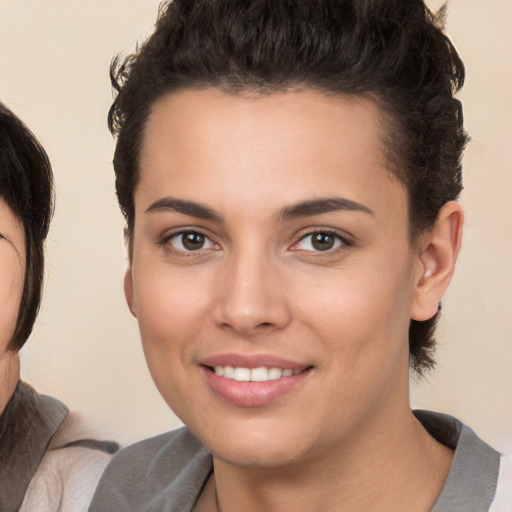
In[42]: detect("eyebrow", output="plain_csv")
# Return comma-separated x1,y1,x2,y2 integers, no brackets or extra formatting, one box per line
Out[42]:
145,196,373,223
145,197,223,222
278,197,374,222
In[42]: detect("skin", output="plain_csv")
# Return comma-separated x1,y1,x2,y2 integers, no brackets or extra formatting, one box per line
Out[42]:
125,89,463,511
0,200,25,413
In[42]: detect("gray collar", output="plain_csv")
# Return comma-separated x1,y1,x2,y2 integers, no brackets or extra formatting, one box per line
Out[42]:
154,411,501,511
0,381,69,512
414,410,500,511
90,410,501,512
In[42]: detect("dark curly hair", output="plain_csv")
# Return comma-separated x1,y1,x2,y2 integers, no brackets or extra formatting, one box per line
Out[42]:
108,0,467,374
0,102,54,352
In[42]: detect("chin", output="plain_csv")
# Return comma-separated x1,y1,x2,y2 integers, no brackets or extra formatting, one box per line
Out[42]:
188,414,314,469
211,441,306,469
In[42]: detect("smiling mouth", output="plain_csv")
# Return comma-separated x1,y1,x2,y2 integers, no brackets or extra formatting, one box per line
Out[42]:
202,363,313,406
208,365,304,382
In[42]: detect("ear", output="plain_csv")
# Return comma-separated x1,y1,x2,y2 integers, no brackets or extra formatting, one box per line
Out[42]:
124,267,137,318
411,201,464,321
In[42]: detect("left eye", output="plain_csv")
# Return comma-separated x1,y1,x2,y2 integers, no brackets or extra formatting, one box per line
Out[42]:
295,231,344,252
168,231,217,252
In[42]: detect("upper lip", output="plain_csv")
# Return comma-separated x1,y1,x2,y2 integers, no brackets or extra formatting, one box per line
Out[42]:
200,353,311,370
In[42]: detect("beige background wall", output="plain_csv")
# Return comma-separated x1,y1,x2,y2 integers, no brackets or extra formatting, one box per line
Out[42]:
0,0,511,451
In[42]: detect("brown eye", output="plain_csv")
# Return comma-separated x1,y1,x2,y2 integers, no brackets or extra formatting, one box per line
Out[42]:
182,232,205,250
311,233,336,251
168,231,217,252
295,231,344,252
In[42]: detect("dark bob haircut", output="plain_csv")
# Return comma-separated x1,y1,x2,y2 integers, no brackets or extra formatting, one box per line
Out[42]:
108,0,467,374
0,102,54,351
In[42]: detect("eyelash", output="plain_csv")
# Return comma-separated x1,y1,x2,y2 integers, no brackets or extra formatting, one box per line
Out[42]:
291,229,352,254
158,229,219,257
159,228,352,257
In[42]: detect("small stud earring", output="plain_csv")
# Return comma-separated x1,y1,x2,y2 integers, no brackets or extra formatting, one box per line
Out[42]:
424,270,433,278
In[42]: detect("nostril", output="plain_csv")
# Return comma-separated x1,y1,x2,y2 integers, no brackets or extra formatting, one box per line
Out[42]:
212,292,291,334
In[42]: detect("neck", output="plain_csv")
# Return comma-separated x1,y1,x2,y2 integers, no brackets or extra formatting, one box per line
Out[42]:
208,401,453,512
0,351,20,415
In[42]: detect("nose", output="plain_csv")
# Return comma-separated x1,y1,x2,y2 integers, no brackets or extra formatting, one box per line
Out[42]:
212,249,291,336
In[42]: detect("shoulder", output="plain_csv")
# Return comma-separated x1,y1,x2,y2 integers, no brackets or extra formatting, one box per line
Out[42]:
100,427,202,478
490,453,512,512
1,382,118,512
415,410,504,512
89,428,212,512
20,445,113,512
19,410,119,512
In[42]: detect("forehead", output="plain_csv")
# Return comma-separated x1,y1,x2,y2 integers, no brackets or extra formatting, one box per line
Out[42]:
137,88,406,222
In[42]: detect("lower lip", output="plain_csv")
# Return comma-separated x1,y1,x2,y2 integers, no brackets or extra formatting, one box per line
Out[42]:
201,367,312,407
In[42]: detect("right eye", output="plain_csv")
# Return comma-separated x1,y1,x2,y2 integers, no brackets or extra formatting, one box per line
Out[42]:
295,231,344,252
167,231,218,252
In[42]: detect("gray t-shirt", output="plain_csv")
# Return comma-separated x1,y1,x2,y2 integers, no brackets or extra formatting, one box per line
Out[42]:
0,381,119,512
0,381,68,512
89,410,501,512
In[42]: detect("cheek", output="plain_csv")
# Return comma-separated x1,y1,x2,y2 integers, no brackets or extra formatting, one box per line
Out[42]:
131,264,213,368
289,265,414,440
298,251,415,375
130,266,224,422
0,260,23,348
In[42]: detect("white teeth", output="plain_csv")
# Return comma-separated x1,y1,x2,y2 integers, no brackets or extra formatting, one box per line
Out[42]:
268,367,282,380
223,366,235,379
213,365,298,382
233,367,251,381
251,367,269,382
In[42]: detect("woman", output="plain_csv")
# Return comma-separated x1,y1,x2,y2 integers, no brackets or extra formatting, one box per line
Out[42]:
0,101,117,512
90,0,510,510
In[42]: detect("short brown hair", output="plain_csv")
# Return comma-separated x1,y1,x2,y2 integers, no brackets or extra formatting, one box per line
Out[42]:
108,0,467,373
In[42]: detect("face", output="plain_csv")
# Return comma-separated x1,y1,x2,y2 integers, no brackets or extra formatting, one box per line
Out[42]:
128,89,428,468
0,200,25,356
